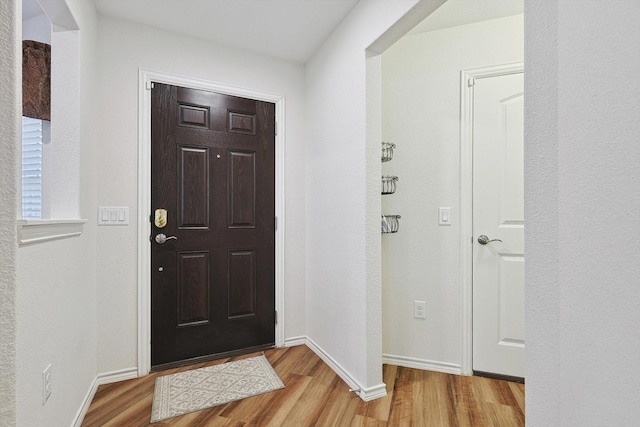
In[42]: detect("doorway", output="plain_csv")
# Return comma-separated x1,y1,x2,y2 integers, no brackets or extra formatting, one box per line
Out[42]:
379,9,524,377
150,83,276,369
137,70,286,376
463,65,525,379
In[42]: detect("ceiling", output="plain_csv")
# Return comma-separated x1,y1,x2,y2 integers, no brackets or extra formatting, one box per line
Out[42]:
24,0,524,64
92,0,360,64
409,0,524,35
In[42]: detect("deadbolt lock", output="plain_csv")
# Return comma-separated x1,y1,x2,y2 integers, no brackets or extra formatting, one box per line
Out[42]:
154,209,167,228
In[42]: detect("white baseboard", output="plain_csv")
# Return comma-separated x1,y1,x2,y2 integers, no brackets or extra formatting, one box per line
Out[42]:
96,367,138,385
305,336,387,402
70,367,138,427
359,382,388,401
71,377,98,427
284,335,306,347
382,353,462,375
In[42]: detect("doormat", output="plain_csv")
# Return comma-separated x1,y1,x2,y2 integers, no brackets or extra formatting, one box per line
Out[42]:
150,354,284,423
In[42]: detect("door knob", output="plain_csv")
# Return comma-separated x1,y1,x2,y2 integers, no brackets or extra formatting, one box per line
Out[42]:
477,235,502,245
155,233,177,244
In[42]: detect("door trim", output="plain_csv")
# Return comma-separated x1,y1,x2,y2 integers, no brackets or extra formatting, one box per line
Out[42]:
459,62,523,375
137,69,286,376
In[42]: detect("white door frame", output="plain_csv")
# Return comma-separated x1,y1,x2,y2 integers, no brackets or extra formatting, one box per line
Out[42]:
460,62,524,375
137,69,286,376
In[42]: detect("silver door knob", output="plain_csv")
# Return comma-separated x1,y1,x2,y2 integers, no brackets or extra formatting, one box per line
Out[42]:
155,233,177,244
478,235,502,245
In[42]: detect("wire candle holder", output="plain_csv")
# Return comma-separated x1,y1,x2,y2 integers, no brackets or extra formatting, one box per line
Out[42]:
382,175,399,195
381,142,395,162
381,214,401,234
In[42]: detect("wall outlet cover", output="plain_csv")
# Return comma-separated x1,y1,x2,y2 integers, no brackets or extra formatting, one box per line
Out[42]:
42,364,52,405
414,300,426,319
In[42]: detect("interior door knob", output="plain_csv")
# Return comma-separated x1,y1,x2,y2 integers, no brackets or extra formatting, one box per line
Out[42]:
155,233,177,244
478,235,502,245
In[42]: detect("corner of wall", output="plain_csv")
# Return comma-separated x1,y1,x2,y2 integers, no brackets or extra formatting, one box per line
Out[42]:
365,53,384,387
14,0,100,425
524,1,560,425
0,0,20,425
304,0,422,394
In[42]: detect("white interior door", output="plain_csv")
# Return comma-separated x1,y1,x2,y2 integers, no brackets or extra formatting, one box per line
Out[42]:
472,71,525,378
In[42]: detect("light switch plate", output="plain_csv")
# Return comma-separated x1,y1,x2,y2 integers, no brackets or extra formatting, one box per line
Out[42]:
98,206,129,226
439,207,452,226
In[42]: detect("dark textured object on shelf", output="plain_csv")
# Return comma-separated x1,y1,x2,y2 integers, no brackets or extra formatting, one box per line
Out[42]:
23,40,51,121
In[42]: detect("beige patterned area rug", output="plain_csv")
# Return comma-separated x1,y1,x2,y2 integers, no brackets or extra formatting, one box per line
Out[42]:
150,354,284,423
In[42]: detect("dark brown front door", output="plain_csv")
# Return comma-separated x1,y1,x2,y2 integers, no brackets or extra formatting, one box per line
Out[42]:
150,83,275,369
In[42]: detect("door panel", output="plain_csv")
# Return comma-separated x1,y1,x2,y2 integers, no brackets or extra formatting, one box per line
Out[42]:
151,84,275,368
228,250,256,317
498,255,525,346
228,150,256,228
178,146,210,228
177,252,210,326
472,72,525,378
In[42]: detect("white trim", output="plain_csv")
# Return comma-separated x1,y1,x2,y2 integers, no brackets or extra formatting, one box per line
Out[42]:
459,62,524,376
96,367,139,385
17,219,87,245
382,354,462,375
71,377,97,427
284,336,306,347
137,69,286,376
360,383,388,402
70,368,138,427
137,70,152,377
305,337,387,402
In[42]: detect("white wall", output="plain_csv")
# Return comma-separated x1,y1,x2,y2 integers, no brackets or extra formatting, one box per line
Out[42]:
526,1,640,425
96,16,307,373
22,13,50,44
524,2,560,423
305,0,426,393
14,0,99,426
0,1,20,424
380,16,523,370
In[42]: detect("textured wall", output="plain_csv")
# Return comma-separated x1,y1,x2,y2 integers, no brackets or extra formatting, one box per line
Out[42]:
381,15,523,370
15,0,99,425
47,29,81,218
526,1,640,424
305,0,421,390
524,1,560,423
96,16,308,373
0,1,19,425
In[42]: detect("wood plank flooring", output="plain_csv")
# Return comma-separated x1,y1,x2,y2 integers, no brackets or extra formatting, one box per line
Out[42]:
82,345,524,426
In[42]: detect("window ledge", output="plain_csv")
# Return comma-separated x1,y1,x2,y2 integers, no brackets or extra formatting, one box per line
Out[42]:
17,219,87,246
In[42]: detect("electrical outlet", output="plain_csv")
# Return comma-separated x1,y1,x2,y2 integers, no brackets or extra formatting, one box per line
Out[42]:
414,301,426,319
42,364,52,405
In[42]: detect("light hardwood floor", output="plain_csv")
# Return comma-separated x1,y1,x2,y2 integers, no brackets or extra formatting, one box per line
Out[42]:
82,345,524,426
